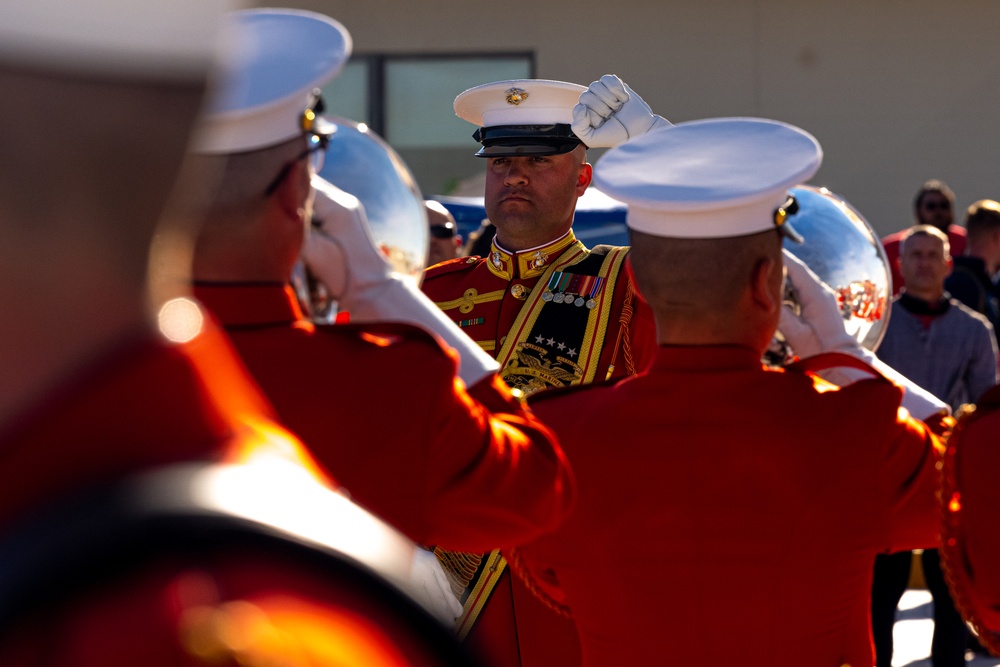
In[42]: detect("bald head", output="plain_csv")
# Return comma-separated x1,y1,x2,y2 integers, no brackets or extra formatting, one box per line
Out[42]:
629,228,784,349
188,134,314,283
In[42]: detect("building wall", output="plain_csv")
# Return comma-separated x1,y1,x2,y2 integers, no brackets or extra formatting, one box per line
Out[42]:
262,0,1000,238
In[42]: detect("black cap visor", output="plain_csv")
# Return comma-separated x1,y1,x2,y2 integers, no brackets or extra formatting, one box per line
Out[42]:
473,124,584,157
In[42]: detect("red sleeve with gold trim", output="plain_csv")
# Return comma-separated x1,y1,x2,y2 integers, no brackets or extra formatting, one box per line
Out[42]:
423,255,481,282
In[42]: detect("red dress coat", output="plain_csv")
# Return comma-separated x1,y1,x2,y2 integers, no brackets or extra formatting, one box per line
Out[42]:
422,232,657,665
193,282,574,553
513,346,945,667
0,318,450,666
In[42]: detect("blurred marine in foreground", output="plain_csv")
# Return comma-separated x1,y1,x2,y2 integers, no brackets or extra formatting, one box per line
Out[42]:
0,2,479,665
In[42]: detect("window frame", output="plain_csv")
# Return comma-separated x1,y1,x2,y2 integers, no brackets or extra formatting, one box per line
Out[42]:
343,51,536,137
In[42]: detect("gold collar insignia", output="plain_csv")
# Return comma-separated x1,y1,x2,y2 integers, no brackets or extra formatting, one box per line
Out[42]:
486,231,579,281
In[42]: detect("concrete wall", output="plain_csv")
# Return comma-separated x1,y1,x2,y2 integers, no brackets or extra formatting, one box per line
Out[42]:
260,0,1000,238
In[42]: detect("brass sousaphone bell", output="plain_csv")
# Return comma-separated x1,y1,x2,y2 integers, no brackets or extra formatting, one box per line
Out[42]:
768,185,892,364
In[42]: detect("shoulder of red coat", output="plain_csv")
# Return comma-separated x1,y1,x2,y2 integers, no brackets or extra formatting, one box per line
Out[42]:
317,321,449,354
423,255,482,280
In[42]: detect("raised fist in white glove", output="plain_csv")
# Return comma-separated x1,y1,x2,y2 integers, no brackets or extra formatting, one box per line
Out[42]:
780,249,947,420
410,547,463,626
572,74,671,149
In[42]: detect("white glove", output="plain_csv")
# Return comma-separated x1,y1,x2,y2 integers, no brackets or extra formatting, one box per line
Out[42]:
304,176,499,387
780,249,948,421
779,249,859,359
409,547,463,626
571,74,671,149
301,177,358,299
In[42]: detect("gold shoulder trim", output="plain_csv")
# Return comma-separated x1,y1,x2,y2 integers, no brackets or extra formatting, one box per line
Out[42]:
434,288,506,314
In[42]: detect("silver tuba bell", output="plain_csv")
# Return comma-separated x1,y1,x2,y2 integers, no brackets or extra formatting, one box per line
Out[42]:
293,117,429,322
768,185,892,364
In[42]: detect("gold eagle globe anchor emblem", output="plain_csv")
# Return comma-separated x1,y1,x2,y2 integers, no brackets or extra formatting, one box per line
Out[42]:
505,88,528,105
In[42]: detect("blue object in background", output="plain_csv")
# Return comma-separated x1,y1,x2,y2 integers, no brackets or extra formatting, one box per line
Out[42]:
432,187,630,247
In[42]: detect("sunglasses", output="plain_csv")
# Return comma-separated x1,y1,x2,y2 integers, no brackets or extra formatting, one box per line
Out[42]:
430,224,456,239
921,201,950,211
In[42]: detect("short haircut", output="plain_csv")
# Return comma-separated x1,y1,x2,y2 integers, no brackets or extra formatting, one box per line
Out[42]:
900,224,951,258
914,179,956,212
628,228,782,316
186,136,307,217
964,200,1000,243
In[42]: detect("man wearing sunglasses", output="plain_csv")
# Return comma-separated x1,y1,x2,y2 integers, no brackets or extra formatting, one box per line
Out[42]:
883,179,967,294
426,199,464,268
188,9,574,576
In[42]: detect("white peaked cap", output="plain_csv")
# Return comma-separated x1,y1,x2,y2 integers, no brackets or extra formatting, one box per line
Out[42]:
595,118,822,239
454,79,587,156
454,79,586,127
0,0,237,80
191,8,351,154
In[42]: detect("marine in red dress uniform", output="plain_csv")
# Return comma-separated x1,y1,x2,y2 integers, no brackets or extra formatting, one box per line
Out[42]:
0,5,475,663
0,323,460,667
420,76,669,666
509,118,952,667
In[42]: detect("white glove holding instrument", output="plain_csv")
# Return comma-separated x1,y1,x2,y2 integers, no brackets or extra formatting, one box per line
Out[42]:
780,249,948,421
572,74,671,149
303,176,499,388
410,547,463,626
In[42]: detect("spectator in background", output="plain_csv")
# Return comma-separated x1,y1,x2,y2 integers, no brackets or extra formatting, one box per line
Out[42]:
870,225,998,667
883,180,967,295
425,200,463,267
945,199,1000,347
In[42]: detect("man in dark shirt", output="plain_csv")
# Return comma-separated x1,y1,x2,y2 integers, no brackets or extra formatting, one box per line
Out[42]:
945,199,1000,347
